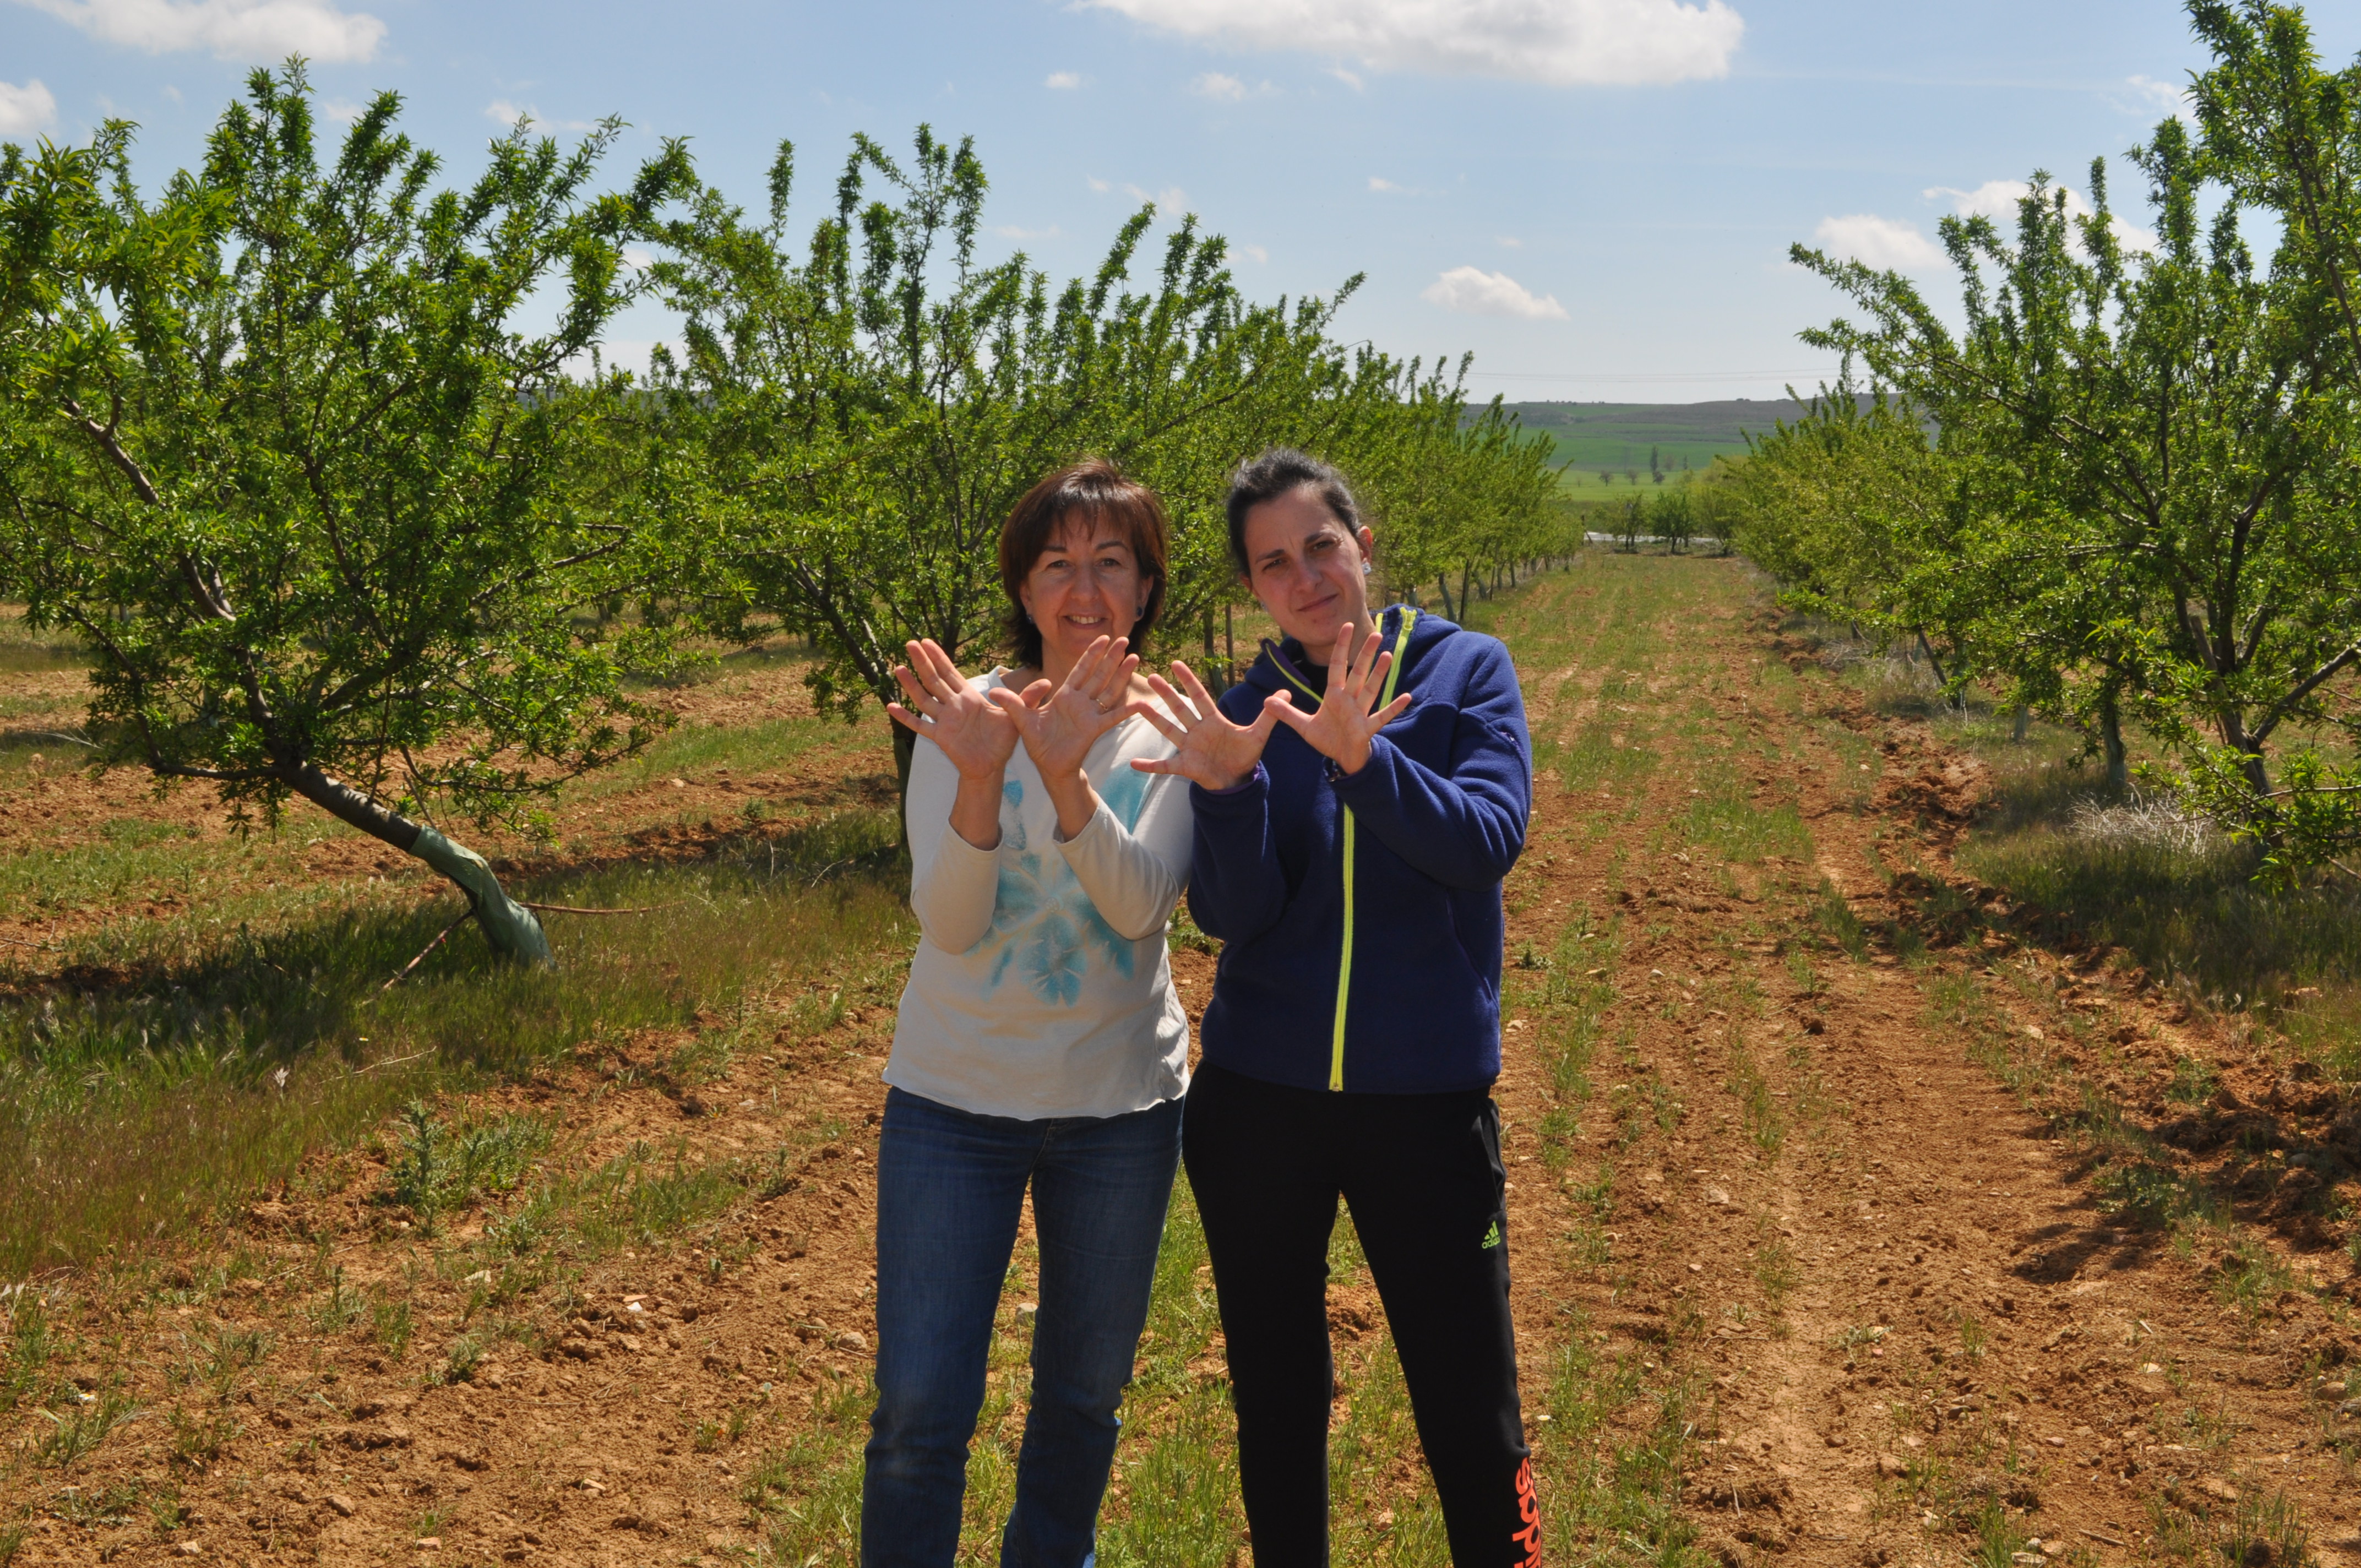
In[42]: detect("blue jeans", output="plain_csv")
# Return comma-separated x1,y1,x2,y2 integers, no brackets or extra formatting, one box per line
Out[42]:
862,1087,1182,1568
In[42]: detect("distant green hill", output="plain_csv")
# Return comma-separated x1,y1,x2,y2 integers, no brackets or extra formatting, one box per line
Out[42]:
1492,399,1808,493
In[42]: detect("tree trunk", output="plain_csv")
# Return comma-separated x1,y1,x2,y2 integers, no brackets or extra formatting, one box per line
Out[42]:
280,763,551,965
892,718,919,851
2218,715,2272,800
2011,705,2029,743
1914,629,1947,687
1437,575,1455,620
2099,691,2129,794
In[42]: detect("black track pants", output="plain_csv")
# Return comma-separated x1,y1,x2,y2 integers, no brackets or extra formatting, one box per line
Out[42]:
1183,1064,1538,1567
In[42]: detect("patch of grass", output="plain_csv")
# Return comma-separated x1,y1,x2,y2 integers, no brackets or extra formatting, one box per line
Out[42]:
0,1291,53,1414
2164,1054,2220,1106
1100,1389,1249,1567
384,1102,551,1230
32,1390,138,1469
2207,1234,2295,1322
167,1402,242,1469
308,1267,366,1335
482,1137,747,1265
1812,879,1868,960
1725,1041,1786,1155
1967,1493,2033,1568
1753,1240,1799,1309
0,611,93,673
439,1332,486,1386
1685,780,1812,865
741,1369,871,1566
2145,1486,2310,1567
0,810,909,1273
368,1297,414,1359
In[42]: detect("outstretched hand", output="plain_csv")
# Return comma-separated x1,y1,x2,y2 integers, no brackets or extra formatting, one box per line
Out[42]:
1266,623,1411,775
886,638,1016,781
987,634,1142,786
1131,660,1287,792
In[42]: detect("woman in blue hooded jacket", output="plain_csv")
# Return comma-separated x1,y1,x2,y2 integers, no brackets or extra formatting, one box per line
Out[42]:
1133,448,1539,1567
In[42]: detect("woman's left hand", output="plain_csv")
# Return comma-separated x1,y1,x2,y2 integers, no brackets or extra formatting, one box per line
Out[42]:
1268,622,1412,776
990,636,1144,832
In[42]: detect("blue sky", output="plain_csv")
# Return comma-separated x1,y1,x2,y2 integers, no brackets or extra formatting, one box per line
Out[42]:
7,0,2357,402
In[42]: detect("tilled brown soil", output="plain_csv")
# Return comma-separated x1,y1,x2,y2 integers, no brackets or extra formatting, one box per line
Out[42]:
5,574,2360,1565
1490,591,2360,1567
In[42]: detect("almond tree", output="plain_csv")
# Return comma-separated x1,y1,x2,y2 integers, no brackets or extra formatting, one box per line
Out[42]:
1787,96,2361,862
0,66,695,960
649,128,1380,803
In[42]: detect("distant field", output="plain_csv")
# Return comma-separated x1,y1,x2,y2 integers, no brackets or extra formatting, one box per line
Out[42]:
1493,398,1808,487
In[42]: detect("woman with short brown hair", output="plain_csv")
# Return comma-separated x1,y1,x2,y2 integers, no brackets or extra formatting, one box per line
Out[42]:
862,459,1191,1568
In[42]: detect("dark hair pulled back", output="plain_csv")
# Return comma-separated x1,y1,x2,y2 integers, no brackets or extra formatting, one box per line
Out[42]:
1224,448,1362,576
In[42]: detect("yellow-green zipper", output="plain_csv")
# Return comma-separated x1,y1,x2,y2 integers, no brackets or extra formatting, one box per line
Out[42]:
1272,611,1417,1092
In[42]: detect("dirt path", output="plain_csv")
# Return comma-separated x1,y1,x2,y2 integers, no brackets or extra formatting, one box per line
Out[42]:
1493,558,2359,1567
4,557,2358,1566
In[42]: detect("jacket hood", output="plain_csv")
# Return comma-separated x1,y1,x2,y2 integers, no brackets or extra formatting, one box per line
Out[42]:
1239,604,1462,702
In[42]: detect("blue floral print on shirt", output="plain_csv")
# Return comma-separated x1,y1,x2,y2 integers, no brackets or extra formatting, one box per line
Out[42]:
974,770,1155,1007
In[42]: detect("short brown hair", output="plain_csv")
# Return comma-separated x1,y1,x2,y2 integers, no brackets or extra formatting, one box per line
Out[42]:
999,459,1170,669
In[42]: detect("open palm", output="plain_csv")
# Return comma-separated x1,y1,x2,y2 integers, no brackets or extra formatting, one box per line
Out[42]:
991,635,1141,781
1133,660,1287,792
886,638,1017,780
1266,623,1412,775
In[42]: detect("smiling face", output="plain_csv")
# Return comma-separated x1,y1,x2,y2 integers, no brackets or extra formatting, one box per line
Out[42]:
1239,484,1377,665
1016,511,1152,682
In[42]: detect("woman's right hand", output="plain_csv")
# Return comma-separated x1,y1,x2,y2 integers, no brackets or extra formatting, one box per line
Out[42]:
1131,660,1287,792
888,639,1017,782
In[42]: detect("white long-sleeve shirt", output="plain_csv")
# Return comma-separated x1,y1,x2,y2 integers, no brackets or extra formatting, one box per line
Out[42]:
885,670,1193,1120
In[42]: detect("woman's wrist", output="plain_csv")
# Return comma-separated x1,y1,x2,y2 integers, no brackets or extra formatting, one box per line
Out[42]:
948,766,1006,850
1042,768,1100,839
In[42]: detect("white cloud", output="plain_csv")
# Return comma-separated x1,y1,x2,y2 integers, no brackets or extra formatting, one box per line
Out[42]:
1928,179,2155,254
1928,178,2046,225
2126,73,2194,121
1422,265,1568,319
13,0,385,62
1045,70,1081,89
1369,175,1402,192
1124,182,1188,213
319,96,363,122
1095,178,1190,213
1497,235,1523,248
1241,243,1269,263
1813,213,1945,271
1192,71,1274,99
994,223,1063,240
0,78,57,138
1328,65,1364,90
1082,0,1744,87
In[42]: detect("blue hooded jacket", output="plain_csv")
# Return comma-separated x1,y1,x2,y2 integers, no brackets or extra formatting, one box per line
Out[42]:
1188,605,1531,1095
